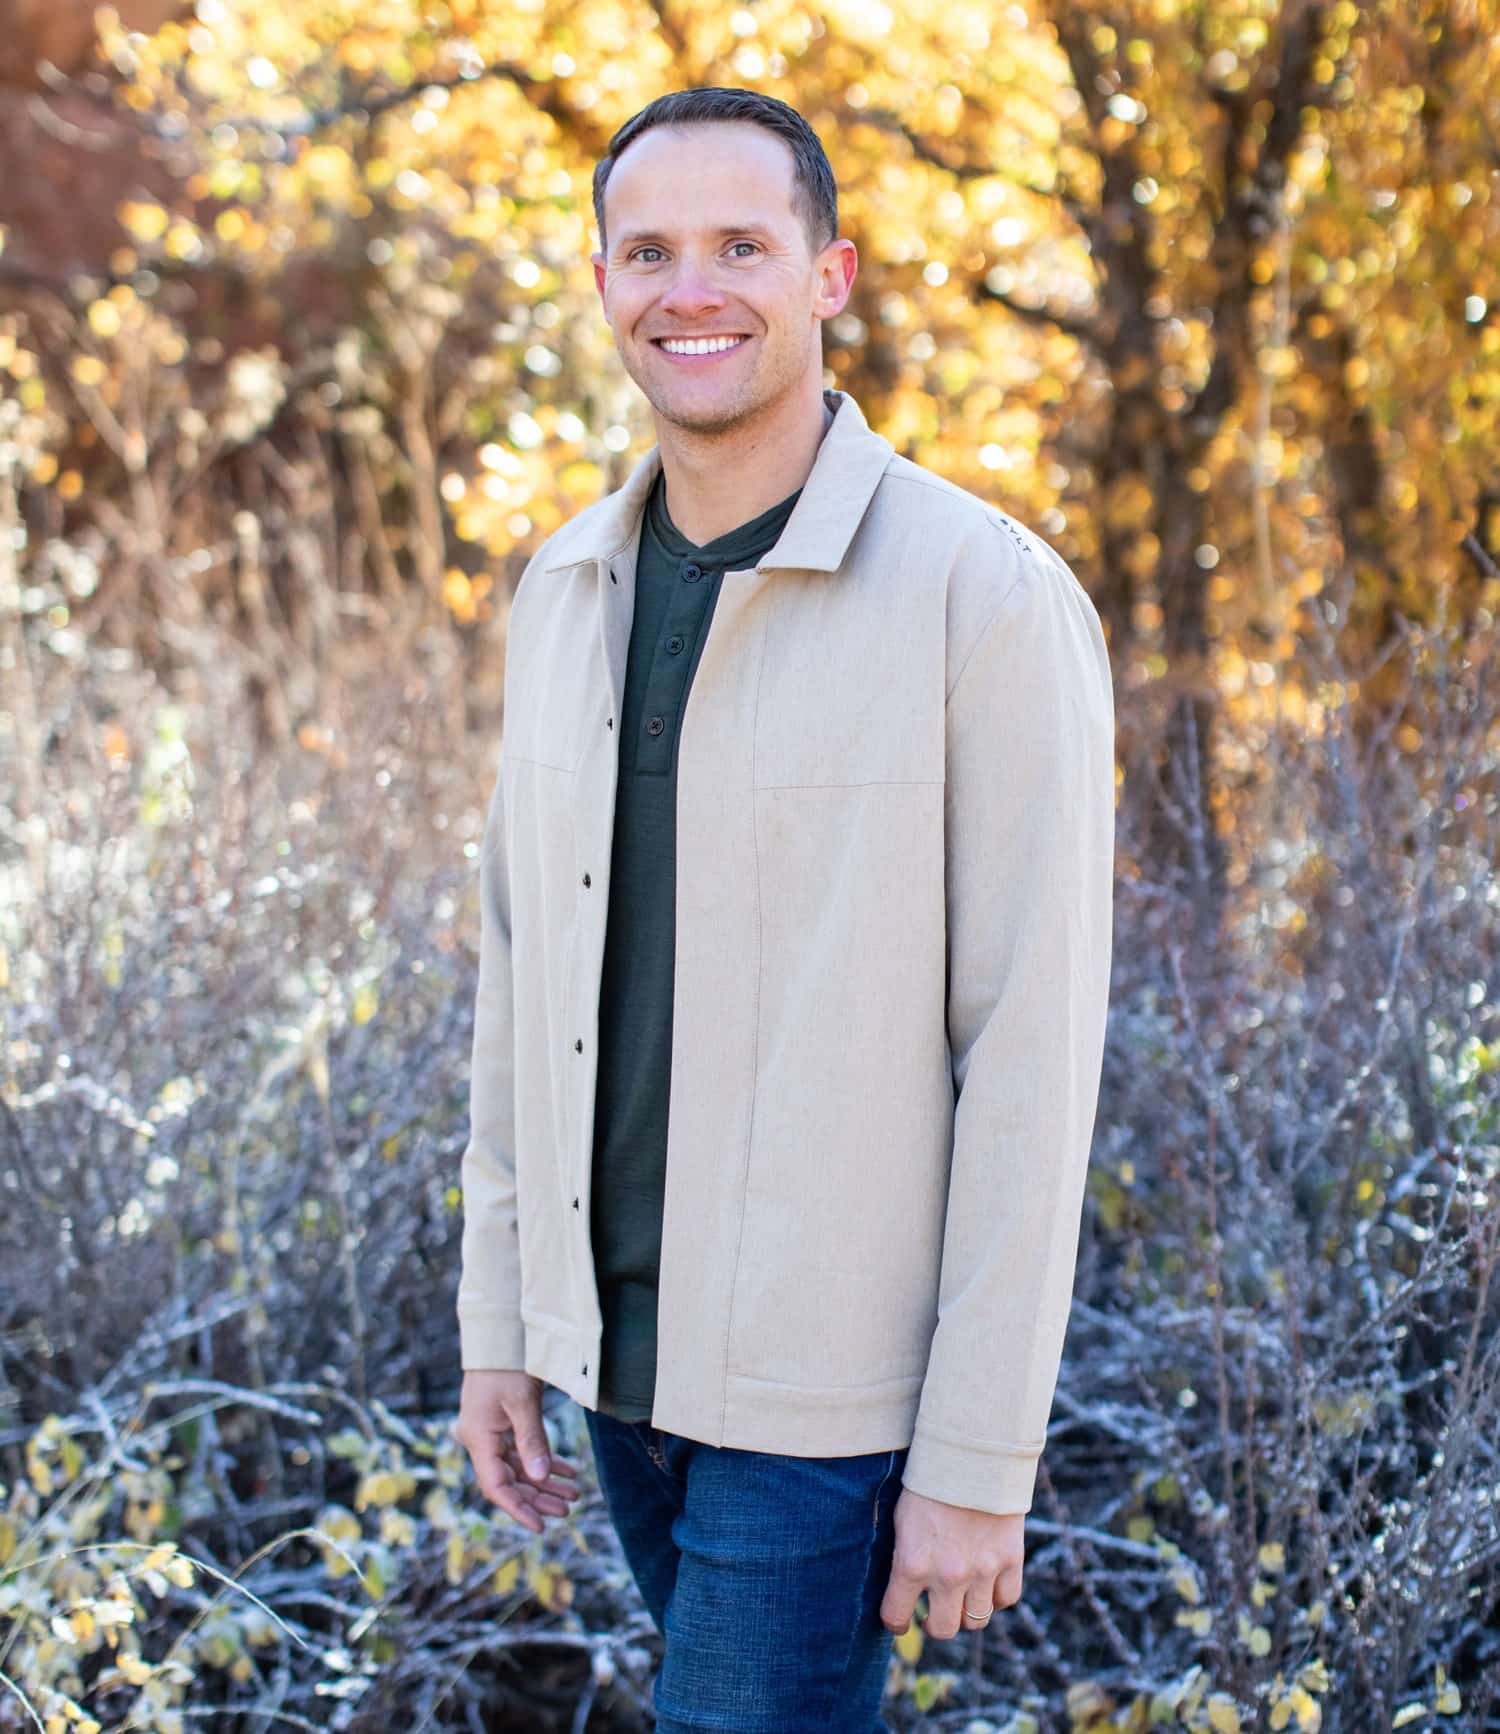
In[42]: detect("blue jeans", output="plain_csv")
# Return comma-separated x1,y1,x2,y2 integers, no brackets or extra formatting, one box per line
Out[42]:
583,1407,908,1733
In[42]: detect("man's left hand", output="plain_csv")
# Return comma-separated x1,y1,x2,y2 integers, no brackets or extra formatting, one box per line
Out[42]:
880,1487,1025,1639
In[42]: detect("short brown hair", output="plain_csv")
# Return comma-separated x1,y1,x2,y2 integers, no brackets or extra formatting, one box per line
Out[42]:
593,87,839,260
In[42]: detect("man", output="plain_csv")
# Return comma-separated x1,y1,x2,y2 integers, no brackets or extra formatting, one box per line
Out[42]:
454,86,1115,1732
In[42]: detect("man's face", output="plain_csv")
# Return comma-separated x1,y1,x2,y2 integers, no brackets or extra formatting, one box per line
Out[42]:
592,122,855,435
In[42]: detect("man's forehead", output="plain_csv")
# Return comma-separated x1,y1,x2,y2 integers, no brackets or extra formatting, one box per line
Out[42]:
619,119,786,161
602,125,804,249
607,126,796,196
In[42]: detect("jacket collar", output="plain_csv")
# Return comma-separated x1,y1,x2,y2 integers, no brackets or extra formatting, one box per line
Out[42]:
539,388,894,575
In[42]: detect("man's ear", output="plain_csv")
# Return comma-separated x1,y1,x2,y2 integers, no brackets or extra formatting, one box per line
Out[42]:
814,238,857,320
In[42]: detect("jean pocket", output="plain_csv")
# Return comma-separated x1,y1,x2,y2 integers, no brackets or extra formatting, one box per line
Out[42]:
871,1447,907,1539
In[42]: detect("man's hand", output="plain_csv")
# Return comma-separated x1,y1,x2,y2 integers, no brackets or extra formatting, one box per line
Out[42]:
454,1369,583,1533
880,1487,1025,1639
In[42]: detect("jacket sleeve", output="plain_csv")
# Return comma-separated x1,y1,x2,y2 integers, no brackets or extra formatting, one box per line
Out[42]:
456,743,527,1371
901,536,1116,1516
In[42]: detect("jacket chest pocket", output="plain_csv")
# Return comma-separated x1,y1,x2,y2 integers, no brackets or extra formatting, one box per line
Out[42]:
752,590,945,789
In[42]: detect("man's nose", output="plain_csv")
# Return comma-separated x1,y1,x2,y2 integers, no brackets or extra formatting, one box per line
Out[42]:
659,259,727,312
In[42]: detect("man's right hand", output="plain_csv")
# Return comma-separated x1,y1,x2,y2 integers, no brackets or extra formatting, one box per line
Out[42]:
454,1369,583,1533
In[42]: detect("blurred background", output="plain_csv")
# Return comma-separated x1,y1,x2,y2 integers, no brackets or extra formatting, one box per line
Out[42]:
2,0,1499,1728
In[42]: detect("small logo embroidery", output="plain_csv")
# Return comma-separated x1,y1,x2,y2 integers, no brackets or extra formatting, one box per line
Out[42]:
987,510,1033,556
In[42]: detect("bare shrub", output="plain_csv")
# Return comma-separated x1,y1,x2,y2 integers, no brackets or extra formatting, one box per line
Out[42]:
3,573,1498,1728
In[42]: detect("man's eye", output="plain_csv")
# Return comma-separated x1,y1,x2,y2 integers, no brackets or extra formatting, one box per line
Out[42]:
633,247,664,262
730,242,759,256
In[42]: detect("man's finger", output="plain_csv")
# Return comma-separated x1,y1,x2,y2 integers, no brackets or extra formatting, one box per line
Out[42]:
502,1400,556,1483
922,1578,970,1642
501,1460,577,1513
498,1440,583,1497
879,1558,926,1634
458,1421,546,1528
486,1460,546,1533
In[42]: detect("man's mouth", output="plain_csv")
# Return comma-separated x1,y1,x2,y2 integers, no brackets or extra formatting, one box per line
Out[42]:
651,335,752,361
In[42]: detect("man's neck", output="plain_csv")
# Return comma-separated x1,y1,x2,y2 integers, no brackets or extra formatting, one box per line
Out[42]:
653,385,835,548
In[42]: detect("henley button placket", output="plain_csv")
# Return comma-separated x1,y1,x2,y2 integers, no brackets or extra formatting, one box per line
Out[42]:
580,468,805,1426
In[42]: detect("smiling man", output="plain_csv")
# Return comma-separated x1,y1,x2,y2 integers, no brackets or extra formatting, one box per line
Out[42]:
454,87,1116,1732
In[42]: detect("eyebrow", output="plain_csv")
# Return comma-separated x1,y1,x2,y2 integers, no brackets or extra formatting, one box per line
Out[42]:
612,224,777,251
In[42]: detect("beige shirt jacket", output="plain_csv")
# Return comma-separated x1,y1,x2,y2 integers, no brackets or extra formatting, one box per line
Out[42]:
458,387,1116,1517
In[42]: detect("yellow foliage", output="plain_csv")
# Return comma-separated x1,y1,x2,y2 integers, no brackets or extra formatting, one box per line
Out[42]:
1434,1664,1462,1714
911,1670,955,1711
117,1649,153,1685
85,301,122,339
1311,1388,1373,1438
1065,1680,1114,1722
68,356,107,389
1291,1660,1328,1698
1206,1695,1242,1733
1271,1685,1324,1731
379,1507,417,1547
117,200,169,241
316,1504,363,1578
354,1469,417,1510
531,1559,575,1612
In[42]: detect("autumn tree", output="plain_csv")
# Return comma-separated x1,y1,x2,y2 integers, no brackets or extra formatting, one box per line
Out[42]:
2,0,1497,921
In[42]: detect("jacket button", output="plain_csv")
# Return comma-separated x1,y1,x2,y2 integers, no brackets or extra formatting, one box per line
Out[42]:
572,1196,579,1210
666,634,685,654
574,1037,583,1053
581,871,591,887
646,716,665,736
607,717,614,729
681,562,702,582
582,1362,588,1375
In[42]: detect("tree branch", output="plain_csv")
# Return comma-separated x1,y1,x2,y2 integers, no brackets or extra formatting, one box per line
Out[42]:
976,281,1101,348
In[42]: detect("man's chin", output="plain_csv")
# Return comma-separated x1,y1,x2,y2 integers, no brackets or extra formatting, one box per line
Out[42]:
641,389,758,436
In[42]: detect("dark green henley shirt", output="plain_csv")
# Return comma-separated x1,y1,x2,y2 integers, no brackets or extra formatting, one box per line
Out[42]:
590,465,803,1420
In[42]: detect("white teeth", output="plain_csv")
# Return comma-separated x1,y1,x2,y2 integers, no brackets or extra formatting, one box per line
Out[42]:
660,336,745,355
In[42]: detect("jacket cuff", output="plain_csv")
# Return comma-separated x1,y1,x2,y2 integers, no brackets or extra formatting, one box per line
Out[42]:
901,1420,1043,1516
458,1307,527,1373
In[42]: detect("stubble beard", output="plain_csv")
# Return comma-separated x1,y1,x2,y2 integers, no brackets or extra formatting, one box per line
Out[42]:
626,332,811,439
